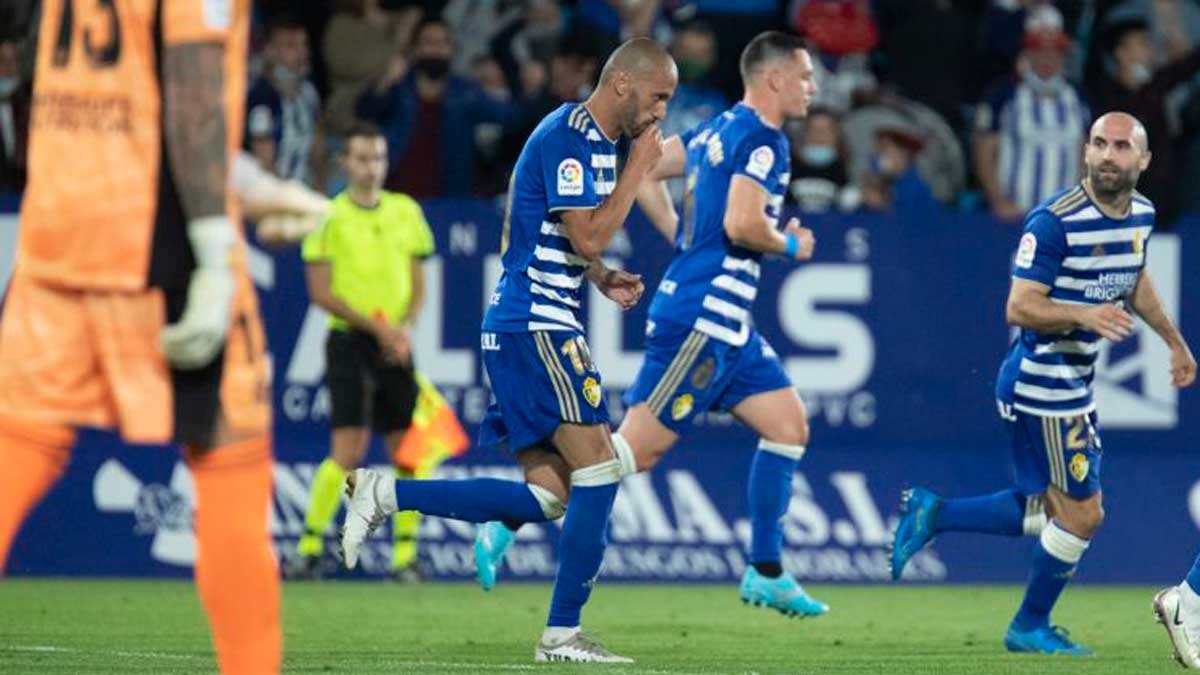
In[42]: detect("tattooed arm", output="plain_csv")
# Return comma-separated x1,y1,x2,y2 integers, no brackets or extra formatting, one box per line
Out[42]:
159,41,238,370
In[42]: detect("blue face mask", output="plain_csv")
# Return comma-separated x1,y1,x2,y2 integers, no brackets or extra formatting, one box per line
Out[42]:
801,144,837,167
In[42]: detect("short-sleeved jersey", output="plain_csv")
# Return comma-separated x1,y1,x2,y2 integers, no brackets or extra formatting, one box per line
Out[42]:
483,103,617,333
18,0,249,292
647,103,790,347
302,190,434,331
996,184,1156,416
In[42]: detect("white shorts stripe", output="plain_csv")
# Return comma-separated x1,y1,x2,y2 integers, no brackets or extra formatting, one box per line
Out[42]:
535,332,580,422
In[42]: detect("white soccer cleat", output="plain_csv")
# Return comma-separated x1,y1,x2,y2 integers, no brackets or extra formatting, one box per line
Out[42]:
340,469,390,570
534,630,633,663
1154,586,1200,668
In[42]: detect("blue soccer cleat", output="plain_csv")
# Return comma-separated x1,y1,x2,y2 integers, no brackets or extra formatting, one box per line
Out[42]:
739,567,829,618
1005,624,1093,656
474,521,514,592
890,487,941,581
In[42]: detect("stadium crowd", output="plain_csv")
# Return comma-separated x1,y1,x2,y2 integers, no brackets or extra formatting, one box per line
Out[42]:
2,0,1200,226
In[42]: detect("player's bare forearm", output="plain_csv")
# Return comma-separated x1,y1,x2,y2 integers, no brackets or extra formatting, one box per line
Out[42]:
1005,279,1084,333
163,42,228,220
724,176,786,255
561,166,644,259
1131,271,1187,349
304,263,379,335
636,179,677,242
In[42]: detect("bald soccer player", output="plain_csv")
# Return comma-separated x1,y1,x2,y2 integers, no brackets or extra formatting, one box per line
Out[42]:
892,112,1196,656
339,38,677,663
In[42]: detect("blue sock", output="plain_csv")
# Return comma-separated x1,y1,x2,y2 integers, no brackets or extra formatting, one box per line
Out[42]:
1012,522,1089,631
935,489,1024,535
548,461,620,627
394,478,548,524
747,446,799,567
1186,549,1200,595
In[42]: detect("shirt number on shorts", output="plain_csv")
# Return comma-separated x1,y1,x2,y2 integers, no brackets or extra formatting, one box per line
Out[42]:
560,336,594,376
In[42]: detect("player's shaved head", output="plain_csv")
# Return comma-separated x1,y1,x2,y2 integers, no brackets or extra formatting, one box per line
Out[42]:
1090,111,1149,153
599,38,675,85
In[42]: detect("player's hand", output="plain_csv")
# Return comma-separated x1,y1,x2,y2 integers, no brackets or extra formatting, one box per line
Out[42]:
628,124,663,176
1170,342,1197,388
597,269,645,310
161,217,237,370
374,323,411,364
1077,303,1135,342
783,218,816,261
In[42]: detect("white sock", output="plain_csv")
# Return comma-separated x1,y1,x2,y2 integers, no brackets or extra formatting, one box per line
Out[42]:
1180,580,1200,615
541,625,579,645
375,471,398,513
611,433,637,478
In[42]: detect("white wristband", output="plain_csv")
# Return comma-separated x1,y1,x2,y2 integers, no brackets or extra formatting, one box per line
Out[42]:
186,215,236,269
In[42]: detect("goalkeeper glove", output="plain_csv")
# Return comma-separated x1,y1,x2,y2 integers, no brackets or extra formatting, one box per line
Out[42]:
160,216,237,370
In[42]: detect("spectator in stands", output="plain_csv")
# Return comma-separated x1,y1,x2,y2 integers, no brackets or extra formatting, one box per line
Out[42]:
861,125,937,215
790,0,879,113
1105,0,1200,61
1094,17,1200,223
246,14,326,187
787,108,858,213
974,5,1089,221
661,21,728,203
695,0,779,102
491,0,566,91
323,0,421,138
0,37,30,195
357,17,533,198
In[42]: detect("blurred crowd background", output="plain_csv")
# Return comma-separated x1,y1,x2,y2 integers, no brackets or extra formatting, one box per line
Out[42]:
2,0,1199,227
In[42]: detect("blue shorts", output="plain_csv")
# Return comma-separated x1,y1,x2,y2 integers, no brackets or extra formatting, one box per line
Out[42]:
624,321,793,432
999,401,1102,499
478,330,609,452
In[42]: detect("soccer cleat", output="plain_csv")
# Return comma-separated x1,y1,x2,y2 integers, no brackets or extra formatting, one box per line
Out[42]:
1154,586,1200,668
284,553,325,581
1004,624,1093,656
738,567,829,618
890,487,941,581
534,631,633,663
390,564,425,584
340,469,390,570
474,521,515,592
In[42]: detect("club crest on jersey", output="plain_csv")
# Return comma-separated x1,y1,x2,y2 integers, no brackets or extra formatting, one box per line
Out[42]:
1015,232,1037,269
1069,452,1089,483
691,358,715,390
557,158,584,196
582,377,602,408
671,393,694,421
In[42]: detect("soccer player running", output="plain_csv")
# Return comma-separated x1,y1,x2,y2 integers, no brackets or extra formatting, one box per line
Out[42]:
475,31,827,618
293,122,437,581
0,2,281,673
891,112,1196,656
340,38,675,662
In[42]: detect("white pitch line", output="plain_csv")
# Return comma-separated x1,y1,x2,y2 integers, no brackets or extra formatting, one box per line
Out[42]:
7,645,207,662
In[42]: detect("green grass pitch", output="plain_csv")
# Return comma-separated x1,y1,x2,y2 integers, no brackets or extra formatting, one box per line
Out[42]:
0,580,1186,673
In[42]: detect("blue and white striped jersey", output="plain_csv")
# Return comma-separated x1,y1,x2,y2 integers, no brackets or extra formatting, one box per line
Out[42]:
646,103,789,347
976,79,1089,211
483,104,617,333
996,184,1155,416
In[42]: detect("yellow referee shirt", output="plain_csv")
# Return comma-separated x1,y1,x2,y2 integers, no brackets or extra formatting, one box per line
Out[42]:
301,191,435,331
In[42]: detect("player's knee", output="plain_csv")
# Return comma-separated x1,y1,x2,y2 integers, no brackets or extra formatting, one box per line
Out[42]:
1081,501,1105,535
763,415,809,448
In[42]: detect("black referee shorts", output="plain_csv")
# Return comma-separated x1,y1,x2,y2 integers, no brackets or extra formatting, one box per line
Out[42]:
326,329,418,434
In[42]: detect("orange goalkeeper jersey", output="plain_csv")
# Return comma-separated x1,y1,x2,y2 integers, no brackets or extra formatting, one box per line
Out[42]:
18,0,248,291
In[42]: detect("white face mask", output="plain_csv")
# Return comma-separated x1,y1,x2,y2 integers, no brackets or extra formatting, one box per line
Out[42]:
0,77,18,98
1128,62,1152,87
1022,68,1065,95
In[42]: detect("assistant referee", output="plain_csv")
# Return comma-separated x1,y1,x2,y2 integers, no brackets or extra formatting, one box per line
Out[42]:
294,122,434,579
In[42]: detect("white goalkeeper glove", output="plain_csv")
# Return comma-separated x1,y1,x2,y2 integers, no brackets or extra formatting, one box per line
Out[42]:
160,216,237,370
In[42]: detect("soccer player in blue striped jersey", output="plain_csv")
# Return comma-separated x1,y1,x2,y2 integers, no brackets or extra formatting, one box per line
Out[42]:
892,112,1196,656
475,31,830,617
340,38,676,663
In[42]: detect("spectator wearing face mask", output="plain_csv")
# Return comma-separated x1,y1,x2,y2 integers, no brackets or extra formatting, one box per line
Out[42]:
1093,16,1200,223
861,125,937,216
660,21,729,204
0,36,30,195
357,17,534,198
973,5,1089,222
246,14,325,187
787,108,858,213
